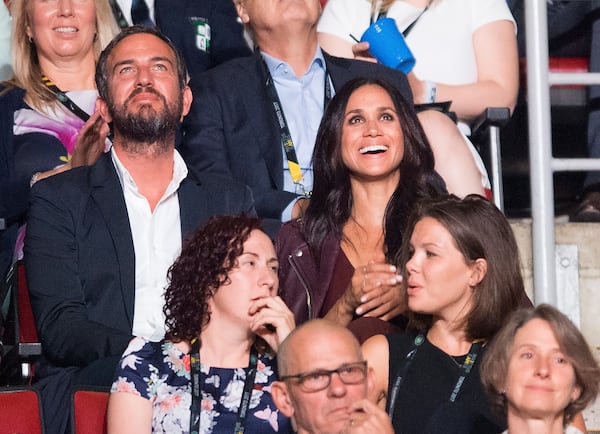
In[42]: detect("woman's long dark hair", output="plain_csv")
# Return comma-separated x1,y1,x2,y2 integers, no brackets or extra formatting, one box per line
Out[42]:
302,77,444,262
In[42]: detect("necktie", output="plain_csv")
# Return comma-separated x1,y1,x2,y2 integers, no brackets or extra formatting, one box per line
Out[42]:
131,0,154,27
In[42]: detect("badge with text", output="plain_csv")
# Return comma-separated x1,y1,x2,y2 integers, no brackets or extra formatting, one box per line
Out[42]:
192,17,211,53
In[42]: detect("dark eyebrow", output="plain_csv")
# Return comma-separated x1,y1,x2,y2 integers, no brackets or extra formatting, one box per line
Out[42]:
345,106,397,116
112,56,175,74
240,251,279,264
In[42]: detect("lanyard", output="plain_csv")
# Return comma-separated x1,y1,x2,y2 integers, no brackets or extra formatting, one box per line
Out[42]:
256,49,332,190
375,0,433,37
189,339,259,434
386,333,484,419
107,0,130,29
41,76,90,123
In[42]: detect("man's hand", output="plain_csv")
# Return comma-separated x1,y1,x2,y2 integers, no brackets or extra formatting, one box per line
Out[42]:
344,399,394,434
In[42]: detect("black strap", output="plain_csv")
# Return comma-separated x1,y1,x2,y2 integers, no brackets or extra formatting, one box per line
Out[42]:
256,49,331,192
130,0,154,27
448,340,483,403
386,333,424,416
386,333,484,419
41,76,90,122
374,0,433,38
107,0,129,29
189,339,259,434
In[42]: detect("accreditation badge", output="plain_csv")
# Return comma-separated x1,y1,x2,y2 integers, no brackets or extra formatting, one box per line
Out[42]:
192,17,211,53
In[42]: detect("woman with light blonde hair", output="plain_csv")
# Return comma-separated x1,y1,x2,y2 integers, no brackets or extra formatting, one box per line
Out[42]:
0,0,118,278
8,0,117,112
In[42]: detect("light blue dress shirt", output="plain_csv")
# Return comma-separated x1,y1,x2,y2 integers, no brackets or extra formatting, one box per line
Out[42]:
261,47,333,221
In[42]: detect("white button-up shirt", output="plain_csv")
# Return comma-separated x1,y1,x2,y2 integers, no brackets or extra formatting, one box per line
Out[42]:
111,148,187,341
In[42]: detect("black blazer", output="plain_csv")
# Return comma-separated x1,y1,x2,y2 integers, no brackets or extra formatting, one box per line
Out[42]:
24,152,254,368
154,0,252,80
180,50,413,222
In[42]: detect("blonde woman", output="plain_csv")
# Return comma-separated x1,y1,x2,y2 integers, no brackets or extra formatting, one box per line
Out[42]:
0,0,118,273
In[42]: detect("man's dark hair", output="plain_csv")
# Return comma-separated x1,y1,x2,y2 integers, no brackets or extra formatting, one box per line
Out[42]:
95,25,188,101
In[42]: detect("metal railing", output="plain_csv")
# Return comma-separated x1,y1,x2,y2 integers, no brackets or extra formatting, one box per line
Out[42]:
526,0,600,305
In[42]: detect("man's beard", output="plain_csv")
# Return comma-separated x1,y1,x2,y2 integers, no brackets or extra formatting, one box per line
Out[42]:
108,87,183,154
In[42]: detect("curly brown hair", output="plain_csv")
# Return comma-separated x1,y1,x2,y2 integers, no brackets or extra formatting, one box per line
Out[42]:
163,213,263,343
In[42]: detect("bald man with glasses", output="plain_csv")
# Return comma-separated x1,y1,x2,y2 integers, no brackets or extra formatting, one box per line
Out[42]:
271,319,393,434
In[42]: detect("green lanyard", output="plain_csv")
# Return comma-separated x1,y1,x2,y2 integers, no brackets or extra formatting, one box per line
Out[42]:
387,333,484,419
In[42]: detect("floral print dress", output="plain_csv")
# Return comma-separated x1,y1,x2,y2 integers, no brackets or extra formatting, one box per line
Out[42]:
112,337,292,434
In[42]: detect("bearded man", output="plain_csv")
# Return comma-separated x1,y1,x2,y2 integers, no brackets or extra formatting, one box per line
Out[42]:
24,26,254,434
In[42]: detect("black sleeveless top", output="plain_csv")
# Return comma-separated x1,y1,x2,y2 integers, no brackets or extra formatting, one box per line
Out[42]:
386,331,505,434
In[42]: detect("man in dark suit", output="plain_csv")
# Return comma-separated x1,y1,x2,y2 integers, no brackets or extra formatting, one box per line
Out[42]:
180,0,412,233
109,0,252,80
24,26,254,434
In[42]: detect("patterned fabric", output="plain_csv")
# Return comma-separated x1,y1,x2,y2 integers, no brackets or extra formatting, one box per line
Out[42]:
13,89,107,162
112,338,292,434
11,89,111,260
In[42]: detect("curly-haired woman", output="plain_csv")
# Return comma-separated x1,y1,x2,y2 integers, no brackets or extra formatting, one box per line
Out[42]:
107,214,294,434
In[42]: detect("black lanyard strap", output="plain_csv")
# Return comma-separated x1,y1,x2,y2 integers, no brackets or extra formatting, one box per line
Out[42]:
374,0,433,37
387,333,484,419
386,333,424,416
107,0,129,29
41,76,90,123
448,339,483,403
189,339,259,434
256,49,331,189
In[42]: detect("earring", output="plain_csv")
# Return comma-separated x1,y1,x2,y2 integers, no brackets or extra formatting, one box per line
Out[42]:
28,35,33,44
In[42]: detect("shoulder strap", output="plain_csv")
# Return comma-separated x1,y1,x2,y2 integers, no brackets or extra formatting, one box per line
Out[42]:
386,333,424,415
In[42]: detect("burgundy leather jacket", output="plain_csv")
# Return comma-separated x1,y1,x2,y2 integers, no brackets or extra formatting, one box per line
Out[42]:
275,219,342,325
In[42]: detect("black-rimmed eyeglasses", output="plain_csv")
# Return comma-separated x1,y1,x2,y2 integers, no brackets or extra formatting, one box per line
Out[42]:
280,361,368,392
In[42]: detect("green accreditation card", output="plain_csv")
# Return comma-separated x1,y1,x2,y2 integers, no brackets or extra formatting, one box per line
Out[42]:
192,17,211,53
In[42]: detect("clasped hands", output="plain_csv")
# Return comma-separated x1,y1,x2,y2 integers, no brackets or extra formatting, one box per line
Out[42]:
344,252,404,320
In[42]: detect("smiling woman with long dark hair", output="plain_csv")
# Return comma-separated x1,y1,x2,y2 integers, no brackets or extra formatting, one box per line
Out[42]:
276,77,445,342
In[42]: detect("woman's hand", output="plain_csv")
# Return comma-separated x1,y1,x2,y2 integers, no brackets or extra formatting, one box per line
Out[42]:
70,111,110,169
353,259,404,321
326,253,403,326
351,41,377,63
248,295,295,353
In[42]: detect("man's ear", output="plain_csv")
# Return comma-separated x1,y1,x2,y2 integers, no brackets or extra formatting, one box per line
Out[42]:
234,0,250,24
366,367,384,405
271,381,295,418
180,85,193,120
96,97,112,123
